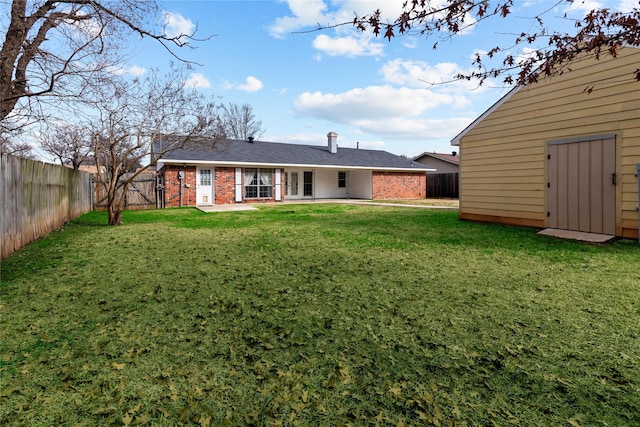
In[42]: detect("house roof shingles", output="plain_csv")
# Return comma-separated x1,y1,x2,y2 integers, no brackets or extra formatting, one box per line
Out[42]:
158,138,433,171
413,152,460,165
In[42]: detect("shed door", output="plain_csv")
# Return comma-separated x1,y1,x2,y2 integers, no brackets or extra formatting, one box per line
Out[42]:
547,136,615,235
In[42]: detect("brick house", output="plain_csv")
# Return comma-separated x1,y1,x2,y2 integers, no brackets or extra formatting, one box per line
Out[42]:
155,132,432,207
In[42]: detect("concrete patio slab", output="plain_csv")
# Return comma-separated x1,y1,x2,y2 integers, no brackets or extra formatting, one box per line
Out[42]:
197,205,257,212
537,228,615,243
195,199,459,213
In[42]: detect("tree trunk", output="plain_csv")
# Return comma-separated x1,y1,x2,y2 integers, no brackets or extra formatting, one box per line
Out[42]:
104,174,127,226
108,206,123,226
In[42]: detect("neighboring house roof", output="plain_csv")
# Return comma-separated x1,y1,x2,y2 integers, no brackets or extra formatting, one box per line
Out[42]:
77,164,106,174
413,151,460,165
156,137,434,172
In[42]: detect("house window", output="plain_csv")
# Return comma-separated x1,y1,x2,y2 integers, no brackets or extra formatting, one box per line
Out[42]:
244,168,273,198
199,169,212,186
338,171,346,188
303,171,313,196
286,172,298,196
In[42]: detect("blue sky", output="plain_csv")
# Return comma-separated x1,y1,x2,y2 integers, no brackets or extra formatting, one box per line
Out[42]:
98,0,639,157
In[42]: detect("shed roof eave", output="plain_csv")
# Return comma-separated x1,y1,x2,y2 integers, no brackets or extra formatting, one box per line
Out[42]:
450,85,522,146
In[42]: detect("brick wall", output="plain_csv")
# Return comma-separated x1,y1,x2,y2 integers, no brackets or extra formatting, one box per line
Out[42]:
161,166,286,206
162,165,197,207
372,171,426,199
160,167,423,205
215,167,236,204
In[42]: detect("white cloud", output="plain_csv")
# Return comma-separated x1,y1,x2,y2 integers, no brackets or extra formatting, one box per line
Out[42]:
238,76,264,92
269,0,409,38
340,138,388,150
294,84,472,140
380,58,492,94
267,132,327,145
381,59,462,87
523,0,634,16
265,131,386,149
271,0,480,58
64,15,103,41
185,73,211,89
402,38,418,49
162,11,195,39
312,33,384,57
126,65,147,77
332,0,408,33
359,116,474,140
564,0,602,13
104,64,147,77
267,0,329,38
222,76,264,93
104,65,127,76
617,0,638,13
516,47,540,65
295,85,456,124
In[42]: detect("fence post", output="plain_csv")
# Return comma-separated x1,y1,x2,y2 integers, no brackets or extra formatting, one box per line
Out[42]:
90,176,94,211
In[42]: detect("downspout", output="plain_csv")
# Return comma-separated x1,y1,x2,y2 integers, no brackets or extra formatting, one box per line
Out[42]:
90,175,94,211
178,169,184,207
156,173,164,209
346,170,350,199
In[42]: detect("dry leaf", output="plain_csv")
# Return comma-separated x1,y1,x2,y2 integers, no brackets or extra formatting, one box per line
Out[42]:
122,413,133,426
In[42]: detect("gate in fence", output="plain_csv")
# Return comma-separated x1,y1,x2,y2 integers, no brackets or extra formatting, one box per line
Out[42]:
92,172,159,211
426,172,459,199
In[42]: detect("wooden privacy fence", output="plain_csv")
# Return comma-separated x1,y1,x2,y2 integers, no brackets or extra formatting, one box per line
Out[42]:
1,154,92,259
92,172,158,211
426,172,459,199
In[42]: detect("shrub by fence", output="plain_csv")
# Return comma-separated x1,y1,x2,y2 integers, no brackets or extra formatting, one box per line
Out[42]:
1,154,92,259
426,172,459,199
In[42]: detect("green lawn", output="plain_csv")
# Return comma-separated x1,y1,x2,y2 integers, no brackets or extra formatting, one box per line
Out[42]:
1,205,638,426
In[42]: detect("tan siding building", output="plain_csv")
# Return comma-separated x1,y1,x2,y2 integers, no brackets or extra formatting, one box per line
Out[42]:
452,47,640,239
413,152,460,174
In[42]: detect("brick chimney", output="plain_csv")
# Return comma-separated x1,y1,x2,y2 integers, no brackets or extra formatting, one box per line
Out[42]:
327,131,338,154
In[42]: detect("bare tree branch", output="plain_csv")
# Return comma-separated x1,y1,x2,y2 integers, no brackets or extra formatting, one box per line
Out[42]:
39,123,92,169
0,134,35,159
85,65,227,225
221,103,266,141
0,0,208,128
306,0,640,87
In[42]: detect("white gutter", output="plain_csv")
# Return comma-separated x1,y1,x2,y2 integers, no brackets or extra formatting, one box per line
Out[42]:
158,158,434,173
